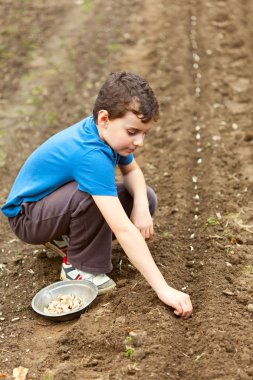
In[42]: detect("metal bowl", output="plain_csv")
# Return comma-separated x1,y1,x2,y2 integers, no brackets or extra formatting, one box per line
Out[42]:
32,280,98,322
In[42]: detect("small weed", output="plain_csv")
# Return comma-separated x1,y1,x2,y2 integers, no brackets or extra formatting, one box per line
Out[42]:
205,217,219,227
95,14,103,21
223,228,230,236
31,85,45,96
2,50,14,59
0,150,6,168
107,43,121,51
126,362,140,374
242,265,253,274
42,376,54,380
124,346,135,358
65,81,75,95
21,37,37,51
98,58,106,65
26,85,47,105
162,231,169,238
205,141,211,148
47,112,57,126
74,360,81,368
224,247,232,254
0,43,6,53
23,73,35,81
4,25,18,35
82,0,93,13
67,47,77,60
16,304,29,312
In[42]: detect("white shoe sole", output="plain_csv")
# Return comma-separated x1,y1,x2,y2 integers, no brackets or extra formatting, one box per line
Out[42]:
60,271,116,295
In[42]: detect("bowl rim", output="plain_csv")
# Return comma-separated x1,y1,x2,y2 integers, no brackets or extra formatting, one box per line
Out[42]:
31,280,98,317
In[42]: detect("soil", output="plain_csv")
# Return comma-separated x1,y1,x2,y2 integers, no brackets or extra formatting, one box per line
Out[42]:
1,0,253,379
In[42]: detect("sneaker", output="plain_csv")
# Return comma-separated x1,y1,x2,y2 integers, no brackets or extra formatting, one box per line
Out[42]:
44,235,69,258
60,257,116,295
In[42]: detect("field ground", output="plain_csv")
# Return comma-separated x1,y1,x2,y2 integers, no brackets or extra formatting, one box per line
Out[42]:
0,0,253,379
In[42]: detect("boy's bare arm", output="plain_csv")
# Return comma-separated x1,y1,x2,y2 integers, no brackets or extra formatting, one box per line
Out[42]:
92,195,193,319
119,159,153,240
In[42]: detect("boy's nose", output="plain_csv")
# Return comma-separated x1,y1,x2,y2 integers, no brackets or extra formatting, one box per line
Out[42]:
133,134,144,147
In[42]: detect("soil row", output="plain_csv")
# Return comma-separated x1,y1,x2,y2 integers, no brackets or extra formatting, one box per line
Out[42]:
0,0,253,379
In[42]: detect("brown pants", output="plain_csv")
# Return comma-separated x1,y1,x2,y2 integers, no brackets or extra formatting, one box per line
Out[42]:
8,182,157,274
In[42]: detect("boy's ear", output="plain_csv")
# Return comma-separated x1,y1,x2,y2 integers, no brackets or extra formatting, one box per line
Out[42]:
98,110,109,127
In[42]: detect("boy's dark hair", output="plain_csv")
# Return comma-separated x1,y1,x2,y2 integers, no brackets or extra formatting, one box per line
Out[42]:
93,72,159,123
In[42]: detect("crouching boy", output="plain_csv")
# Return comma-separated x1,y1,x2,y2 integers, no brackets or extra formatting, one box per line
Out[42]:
1,72,193,319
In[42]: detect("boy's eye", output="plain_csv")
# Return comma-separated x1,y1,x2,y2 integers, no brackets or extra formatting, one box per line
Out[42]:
127,130,136,136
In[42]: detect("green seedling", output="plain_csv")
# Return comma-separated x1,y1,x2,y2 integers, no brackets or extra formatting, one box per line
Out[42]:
124,346,135,358
26,85,46,105
23,73,35,82
0,43,6,53
107,43,121,51
68,47,77,61
21,37,36,51
205,217,219,227
242,265,253,274
223,228,230,236
2,50,14,59
0,150,6,168
42,376,53,380
16,304,29,312
82,0,93,13
98,58,106,65
47,112,57,126
95,14,103,21
42,373,54,380
3,25,18,35
74,360,81,368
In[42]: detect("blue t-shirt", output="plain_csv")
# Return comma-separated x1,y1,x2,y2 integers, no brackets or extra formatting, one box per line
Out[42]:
1,116,133,217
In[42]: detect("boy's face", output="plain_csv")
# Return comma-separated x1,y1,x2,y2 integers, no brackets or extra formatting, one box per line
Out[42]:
97,110,153,156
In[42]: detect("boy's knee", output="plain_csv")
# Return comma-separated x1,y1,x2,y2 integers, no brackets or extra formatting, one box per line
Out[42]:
147,186,157,216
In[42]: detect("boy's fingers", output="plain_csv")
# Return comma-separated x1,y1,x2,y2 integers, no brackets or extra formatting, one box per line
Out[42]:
174,300,193,319
174,307,183,316
181,302,193,319
139,225,154,240
140,228,146,240
147,226,154,240
183,311,192,319
145,227,153,241
139,227,148,240
145,228,150,240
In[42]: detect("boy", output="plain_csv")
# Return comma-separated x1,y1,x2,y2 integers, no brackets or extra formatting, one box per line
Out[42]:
1,72,193,319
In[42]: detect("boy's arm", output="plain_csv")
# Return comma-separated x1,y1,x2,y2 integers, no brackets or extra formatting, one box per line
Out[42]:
118,159,153,240
92,195,193,319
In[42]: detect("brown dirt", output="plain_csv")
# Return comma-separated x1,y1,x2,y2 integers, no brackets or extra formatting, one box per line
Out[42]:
1,0,253,379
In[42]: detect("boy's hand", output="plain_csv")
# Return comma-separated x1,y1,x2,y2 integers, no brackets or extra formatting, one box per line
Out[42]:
157,285,193,319
130,203,154,240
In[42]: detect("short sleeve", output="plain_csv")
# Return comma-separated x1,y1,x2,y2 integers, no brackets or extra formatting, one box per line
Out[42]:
118,153,134,165
73,149,117,196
